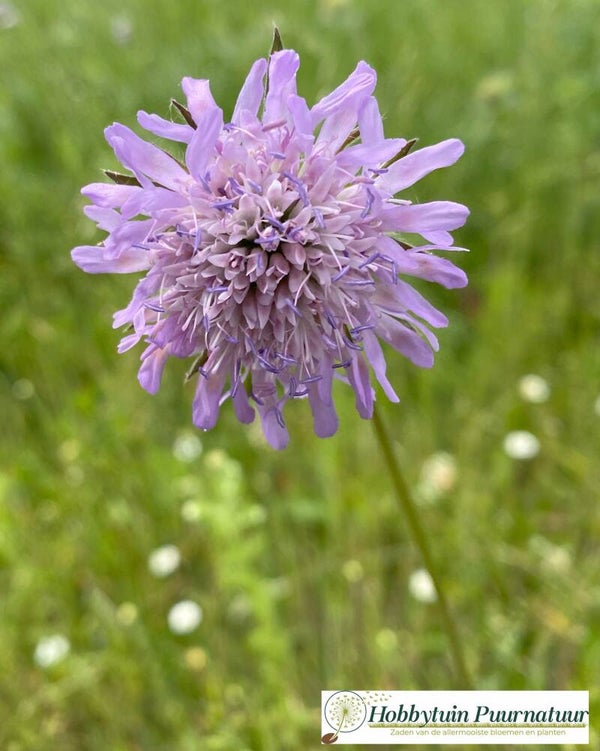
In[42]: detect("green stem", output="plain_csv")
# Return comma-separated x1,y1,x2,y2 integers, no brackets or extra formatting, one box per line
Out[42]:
372,405,473,690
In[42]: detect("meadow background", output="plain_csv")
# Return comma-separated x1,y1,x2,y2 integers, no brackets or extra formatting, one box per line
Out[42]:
1,0,599,748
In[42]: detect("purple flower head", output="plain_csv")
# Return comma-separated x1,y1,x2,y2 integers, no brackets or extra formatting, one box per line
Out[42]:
72,49,469,449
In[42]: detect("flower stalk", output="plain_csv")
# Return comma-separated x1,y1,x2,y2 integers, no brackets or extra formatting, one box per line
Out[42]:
372,405,473,690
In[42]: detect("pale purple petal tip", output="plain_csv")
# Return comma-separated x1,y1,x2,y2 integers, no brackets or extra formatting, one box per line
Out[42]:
232,57,268,124
348,356,374,418
138,346,169,394
181,77,218,122
259,406,290,450
192,369,227,430
137,110,193,144
308,383,339,437
185,107,223,182
71,246,150,274
378,138,465,194
233,384,255,424
311,60,377,123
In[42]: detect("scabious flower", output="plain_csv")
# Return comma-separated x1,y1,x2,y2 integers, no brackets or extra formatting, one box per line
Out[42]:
72,49,469,448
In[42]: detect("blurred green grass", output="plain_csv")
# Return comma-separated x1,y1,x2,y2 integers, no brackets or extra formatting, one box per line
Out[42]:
1,0,599,749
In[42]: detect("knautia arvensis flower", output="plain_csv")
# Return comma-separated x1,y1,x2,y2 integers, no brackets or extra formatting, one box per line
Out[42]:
72,49,469,448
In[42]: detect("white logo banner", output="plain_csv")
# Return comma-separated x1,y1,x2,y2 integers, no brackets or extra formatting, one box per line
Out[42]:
320,690,589,745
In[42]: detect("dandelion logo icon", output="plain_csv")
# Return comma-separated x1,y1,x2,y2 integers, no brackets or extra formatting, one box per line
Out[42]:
322,691,367,743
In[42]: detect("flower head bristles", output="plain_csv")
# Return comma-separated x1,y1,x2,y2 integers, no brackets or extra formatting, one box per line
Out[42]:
72,36,469,449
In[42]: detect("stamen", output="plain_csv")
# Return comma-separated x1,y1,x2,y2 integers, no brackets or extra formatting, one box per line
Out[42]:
324,309,337,330
345,279,376,287
255,234,279,249
360,187,375,218
207,285,229,294
265,215,286,232
282,172,309,206
288,376,297,397
300,375,322,385
344,336,363,351
211,199,237,211
285,299,302,317
332,266,352,283
359,252,381,269
313,208,325,228
350,324,375,335
227,177,245,196
198,173,211,192
276,352,297,365
257,355,281,374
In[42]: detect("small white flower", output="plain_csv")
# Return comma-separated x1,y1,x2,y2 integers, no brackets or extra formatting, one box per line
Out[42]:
168,600,202,634
518,374,550,403
503,430,540,460
408,568,437,603
0,2,20,30
172,432,202,463
110,14,133,44
418,452,457,503
148,544,181,578
34,634,70,668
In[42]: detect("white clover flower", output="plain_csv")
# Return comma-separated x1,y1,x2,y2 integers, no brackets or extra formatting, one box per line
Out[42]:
34,634,70,668
148,544,181,578
168,600,203,634
0,2,19,30
518,374,550,403
503,430,540,460
418,451,457,503
110,14,133,45
408,568,437,603
172,431,203,462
